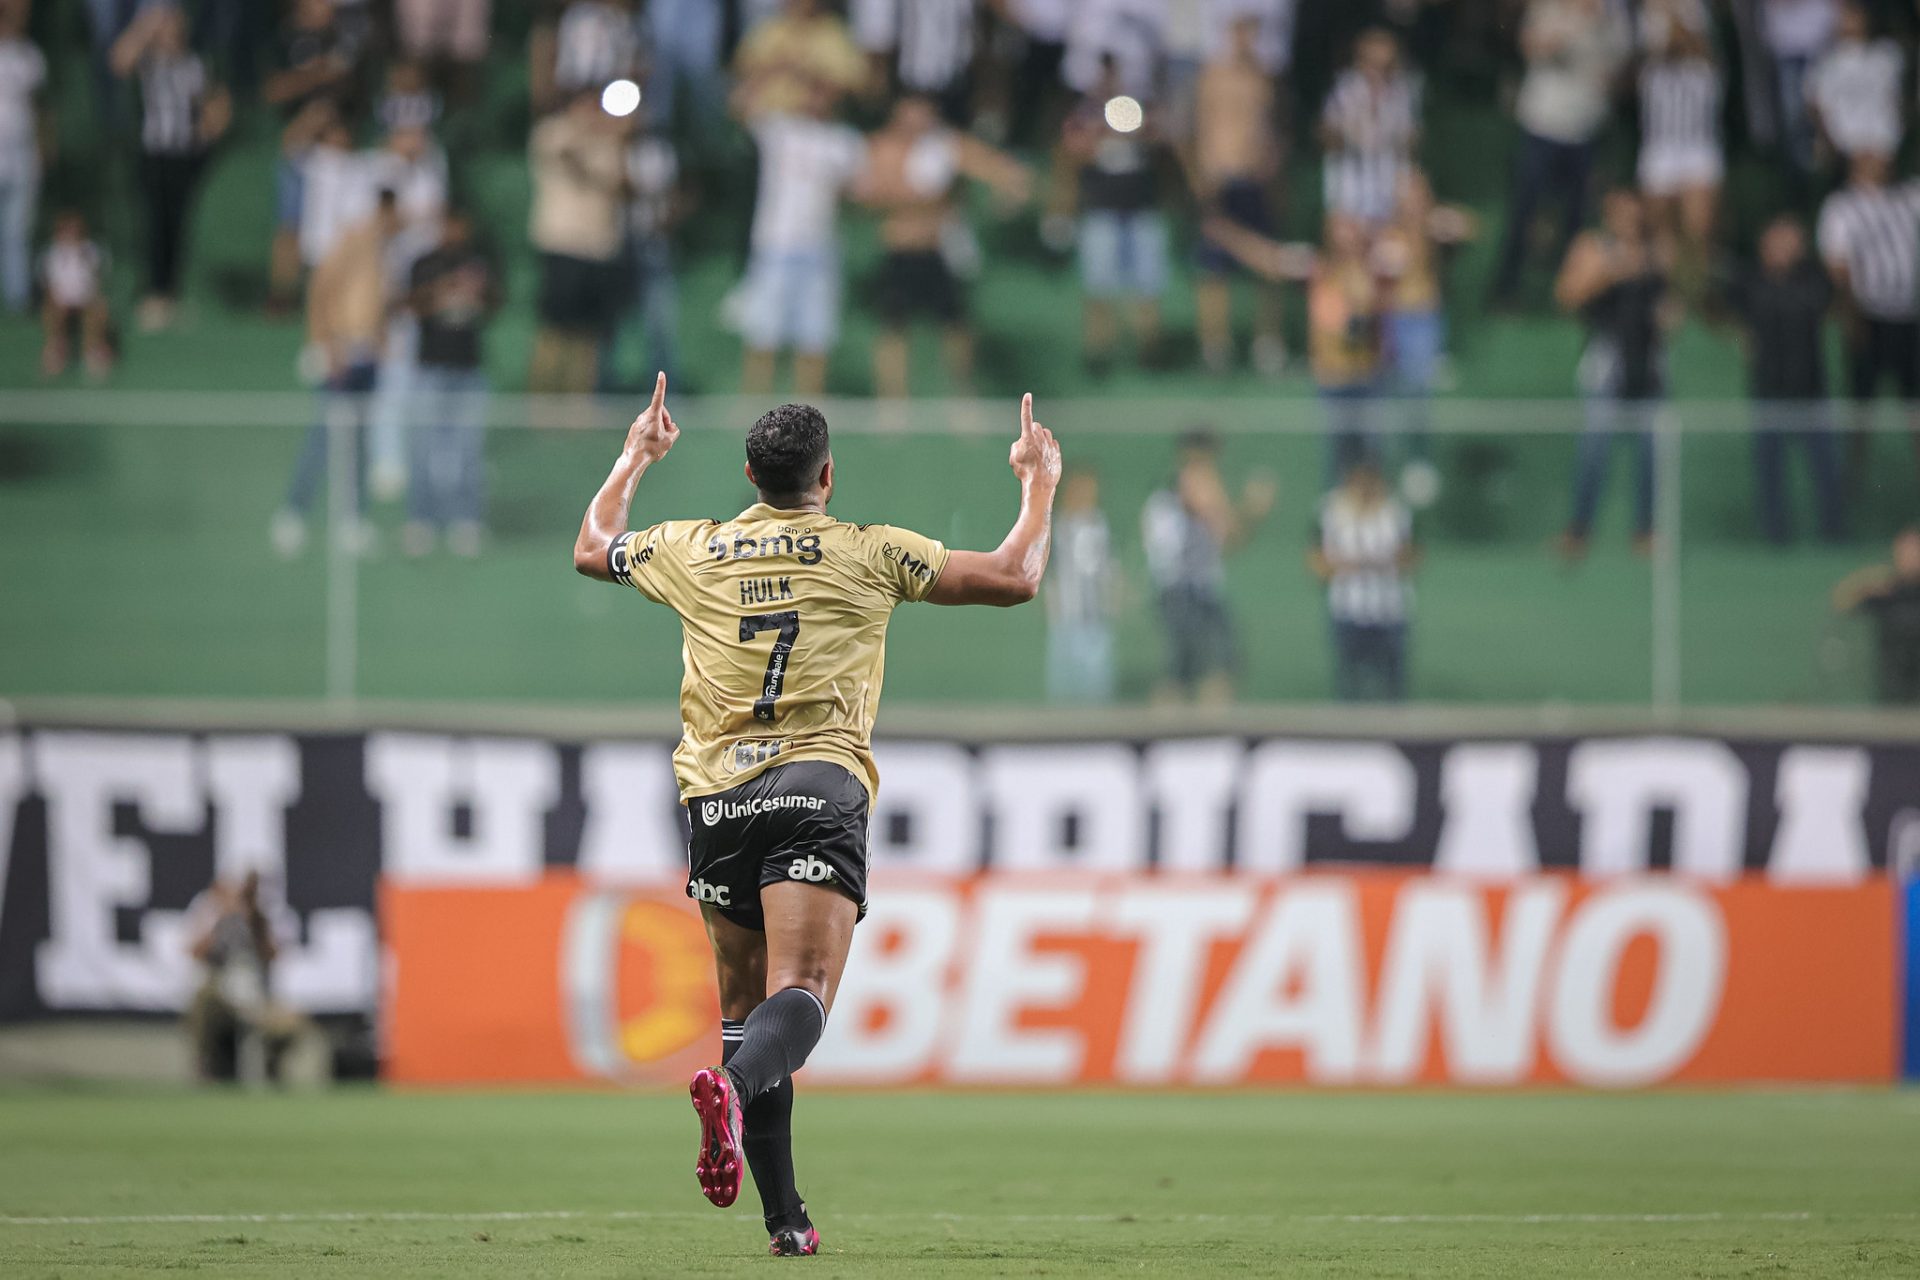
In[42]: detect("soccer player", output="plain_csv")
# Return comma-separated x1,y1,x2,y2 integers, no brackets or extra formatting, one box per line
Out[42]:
572,375,1061,1256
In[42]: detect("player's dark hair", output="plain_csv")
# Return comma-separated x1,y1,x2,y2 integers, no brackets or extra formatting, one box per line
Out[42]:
746,403,831,501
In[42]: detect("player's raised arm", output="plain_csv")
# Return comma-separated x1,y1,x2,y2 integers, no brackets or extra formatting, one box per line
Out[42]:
573,372,679,581
927,393,1061,607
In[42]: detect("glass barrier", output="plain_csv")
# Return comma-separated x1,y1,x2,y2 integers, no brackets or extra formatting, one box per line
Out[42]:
1,392,1914,709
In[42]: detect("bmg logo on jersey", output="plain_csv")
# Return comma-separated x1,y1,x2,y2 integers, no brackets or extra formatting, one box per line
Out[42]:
787,856,837,884
709,529,825,565
686,878,732,906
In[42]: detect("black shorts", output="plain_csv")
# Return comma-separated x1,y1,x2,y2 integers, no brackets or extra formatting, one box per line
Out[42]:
538,252,616,334
1196,178,1273,277
878,249,964,325
685,761,871,931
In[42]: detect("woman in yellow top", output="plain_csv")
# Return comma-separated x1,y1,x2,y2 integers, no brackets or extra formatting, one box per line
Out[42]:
1203,210,1386,482
1370,171,1476,505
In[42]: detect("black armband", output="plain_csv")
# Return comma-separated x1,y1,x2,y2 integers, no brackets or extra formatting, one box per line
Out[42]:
608,531,637,586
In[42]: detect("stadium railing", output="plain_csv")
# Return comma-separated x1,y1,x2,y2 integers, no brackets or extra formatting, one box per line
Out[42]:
0,391,1915,717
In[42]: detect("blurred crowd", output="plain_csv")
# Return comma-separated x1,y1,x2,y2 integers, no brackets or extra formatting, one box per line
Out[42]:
4,0,1920,698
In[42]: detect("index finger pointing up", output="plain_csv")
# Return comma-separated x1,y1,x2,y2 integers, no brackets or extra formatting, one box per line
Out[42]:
650,371,667,413
1020,392,1033,436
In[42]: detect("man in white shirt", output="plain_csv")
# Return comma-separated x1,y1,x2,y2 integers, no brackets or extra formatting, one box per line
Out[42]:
0,5,46,313
736,86,867,396
1807,0,1901,164
1489,0,1629,305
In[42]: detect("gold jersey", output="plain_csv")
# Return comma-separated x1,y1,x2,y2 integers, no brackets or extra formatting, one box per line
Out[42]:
610,503,950,803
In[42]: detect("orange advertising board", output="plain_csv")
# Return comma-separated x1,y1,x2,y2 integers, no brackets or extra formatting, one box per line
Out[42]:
382,874,1898,1088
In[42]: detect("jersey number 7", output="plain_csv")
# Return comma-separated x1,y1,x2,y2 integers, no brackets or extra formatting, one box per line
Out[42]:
740,611,800,722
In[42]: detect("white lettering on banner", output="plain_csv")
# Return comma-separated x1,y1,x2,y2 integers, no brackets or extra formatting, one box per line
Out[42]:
0,734,23,926
1568,739,1746,880
1768,748,1871,883
1108,888,1256,1082
1434,745,1541,878
577,743,682,882
32,732,199,1009
811,890,960,1077
367,734,557,883
800,882,1737,1086
1190,881,1366,1082
949,888,1100,1080
1547,885,1724,1086
980,745,1145,872
1144,738,1244,873
204,737,300,879
1368,880,1564,1084
205,736,376,1013
870,743,978,875
1237,742,1416,873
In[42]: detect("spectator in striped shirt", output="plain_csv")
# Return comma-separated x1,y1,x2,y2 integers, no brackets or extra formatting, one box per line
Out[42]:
1817,150,1920,484
535,0,643,115
1319,28,1419,227
111,2,231,332
377,60,442,135
1044,466,1121,703
1636,25,1721,300
1141,429,1275,705
852,0,978,126
1310,453,1417,702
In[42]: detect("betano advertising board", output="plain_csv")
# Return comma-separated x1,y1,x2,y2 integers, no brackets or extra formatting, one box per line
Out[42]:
384,873,1899,1088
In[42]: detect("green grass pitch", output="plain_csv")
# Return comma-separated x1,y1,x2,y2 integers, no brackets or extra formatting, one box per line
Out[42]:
2,1086,1916,1277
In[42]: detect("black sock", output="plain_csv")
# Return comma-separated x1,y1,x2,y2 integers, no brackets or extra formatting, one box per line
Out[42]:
723,987,826,1103
720,1017,809,1233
